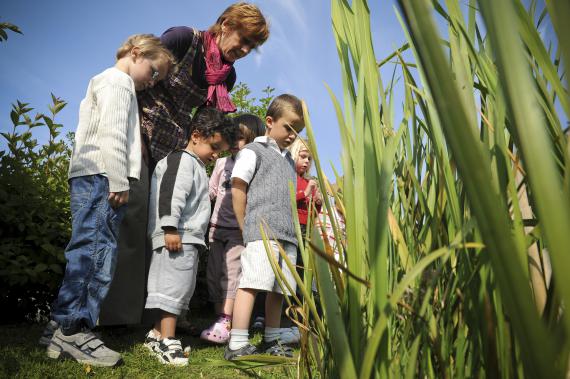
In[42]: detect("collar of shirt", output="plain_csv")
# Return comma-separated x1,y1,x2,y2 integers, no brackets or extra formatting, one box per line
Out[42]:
253,136,292,158
182,149,206,167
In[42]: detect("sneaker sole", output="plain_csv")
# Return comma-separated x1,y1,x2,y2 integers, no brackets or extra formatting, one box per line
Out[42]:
46,346,123,367
155,353,188,366
149,344,189,366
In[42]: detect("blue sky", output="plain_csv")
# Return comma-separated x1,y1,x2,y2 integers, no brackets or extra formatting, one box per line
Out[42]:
2,1,561,180
0,1,410,179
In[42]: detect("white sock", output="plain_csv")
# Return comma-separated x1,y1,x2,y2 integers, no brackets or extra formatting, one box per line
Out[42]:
228,329,249,350
264,327,281,342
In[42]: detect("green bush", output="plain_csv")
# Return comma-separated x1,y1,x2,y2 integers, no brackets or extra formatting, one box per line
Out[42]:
0,95,71,323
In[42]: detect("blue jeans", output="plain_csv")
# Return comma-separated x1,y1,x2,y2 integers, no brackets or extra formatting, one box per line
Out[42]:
51,175,127,332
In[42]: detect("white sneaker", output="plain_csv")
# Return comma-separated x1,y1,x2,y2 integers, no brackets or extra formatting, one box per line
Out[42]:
143,329,160,353
154,338,188,366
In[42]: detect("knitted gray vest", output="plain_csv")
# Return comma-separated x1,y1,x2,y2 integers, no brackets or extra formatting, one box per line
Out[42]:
243,141,298,246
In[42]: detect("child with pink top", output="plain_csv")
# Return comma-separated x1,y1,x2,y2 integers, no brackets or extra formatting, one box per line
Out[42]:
201,114,265,344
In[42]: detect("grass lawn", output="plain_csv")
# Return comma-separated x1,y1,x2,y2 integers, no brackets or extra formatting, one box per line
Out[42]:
0,319,297,378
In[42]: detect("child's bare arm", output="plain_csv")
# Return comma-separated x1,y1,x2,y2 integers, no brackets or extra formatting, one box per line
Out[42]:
231,178,248,232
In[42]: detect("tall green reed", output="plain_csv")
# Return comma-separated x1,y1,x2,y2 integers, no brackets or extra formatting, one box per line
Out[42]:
264,0,569,377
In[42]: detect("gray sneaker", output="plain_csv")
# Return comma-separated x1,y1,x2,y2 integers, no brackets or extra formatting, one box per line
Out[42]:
224,343,258,360
260,339,294,357
46,328,122,367
39,320,59,347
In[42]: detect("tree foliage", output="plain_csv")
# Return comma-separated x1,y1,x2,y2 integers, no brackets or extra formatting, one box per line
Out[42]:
0,20,22,42
231,82,274,119
0,96,72,322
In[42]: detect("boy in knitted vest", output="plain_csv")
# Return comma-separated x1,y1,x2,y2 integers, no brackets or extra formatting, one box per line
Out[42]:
225,94,305,359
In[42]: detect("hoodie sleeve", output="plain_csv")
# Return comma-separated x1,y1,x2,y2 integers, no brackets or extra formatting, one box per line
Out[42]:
158,153,195,229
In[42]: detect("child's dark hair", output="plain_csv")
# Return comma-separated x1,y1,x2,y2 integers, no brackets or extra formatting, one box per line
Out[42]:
233,113,265,144
266,94,304,122
190,107,238,147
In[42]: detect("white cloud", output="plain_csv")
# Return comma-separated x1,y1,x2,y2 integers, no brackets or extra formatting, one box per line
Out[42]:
253,45,264,67
272,0,309,36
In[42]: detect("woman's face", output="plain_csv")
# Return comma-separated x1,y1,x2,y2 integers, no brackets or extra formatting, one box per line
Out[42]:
217,23,254,62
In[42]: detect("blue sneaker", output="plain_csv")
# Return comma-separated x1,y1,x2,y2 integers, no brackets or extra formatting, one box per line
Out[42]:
278,327,300,344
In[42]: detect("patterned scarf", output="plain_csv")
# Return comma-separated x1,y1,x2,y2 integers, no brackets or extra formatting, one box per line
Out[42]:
203,31,236,112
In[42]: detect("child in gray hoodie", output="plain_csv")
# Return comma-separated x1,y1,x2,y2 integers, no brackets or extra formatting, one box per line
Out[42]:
144,107,237,366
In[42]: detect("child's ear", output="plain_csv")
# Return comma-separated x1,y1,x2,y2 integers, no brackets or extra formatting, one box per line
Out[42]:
130,46,142,61
265,116,273,130
189,130,202,144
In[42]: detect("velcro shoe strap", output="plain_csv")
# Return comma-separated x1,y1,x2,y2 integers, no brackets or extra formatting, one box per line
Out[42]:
164,340,182,350
78,335,105,350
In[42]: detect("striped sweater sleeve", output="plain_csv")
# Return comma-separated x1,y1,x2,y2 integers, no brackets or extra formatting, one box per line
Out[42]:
158,153,195,229
96,84,133,192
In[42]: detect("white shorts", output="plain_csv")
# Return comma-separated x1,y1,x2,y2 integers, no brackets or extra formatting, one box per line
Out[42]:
239,240,297,295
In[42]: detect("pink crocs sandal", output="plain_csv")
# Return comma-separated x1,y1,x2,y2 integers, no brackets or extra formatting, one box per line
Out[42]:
200,318,231,344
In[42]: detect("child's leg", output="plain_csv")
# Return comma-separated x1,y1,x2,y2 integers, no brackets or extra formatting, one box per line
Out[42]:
202,230,239,343
153,319,162,336
47,176,125,366
266,240,299,345
251,292,266,329
227,240,283,354
52,175,126,334
264,292,284,328
231,288,257,329
264,292,286,344
228,288,257,351
145,244,199,337
221,230,245,316
206,235,224,313
159,312,178,339
221,299,235,315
